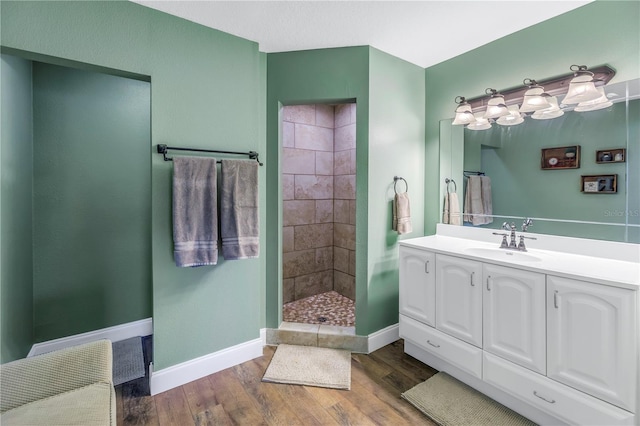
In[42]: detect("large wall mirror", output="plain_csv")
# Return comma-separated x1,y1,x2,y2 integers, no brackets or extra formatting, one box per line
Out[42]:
440,77,639,244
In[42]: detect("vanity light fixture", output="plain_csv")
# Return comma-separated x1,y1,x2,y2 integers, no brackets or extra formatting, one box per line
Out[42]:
452,96,477,125
466,113,492,130
496,105,524,126
531,96,564,120
561,65,603,104
519,79,551,112
574,87,613,112
483,88,510,119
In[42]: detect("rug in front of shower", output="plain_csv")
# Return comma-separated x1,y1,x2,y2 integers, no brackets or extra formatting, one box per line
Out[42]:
262,344,351,390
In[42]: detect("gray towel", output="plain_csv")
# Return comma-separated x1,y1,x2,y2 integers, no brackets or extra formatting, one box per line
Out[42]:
220,160,259,260
463,175,493,226
172,157,219,267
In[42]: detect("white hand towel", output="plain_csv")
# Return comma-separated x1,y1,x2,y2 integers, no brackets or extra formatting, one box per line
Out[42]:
448,193,462,226
480,176,493,225
394,192,412,235
443,194,450,224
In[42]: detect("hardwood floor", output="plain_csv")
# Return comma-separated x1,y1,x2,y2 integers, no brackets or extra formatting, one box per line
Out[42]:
116,339,438,425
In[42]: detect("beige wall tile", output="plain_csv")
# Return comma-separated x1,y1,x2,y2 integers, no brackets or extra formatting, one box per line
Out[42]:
334,223,356,250
283,200,315,226
334,199,349,224
295,123,333,152
283,278,295,304
282,148,315,175
317,334,367,353
334,175,356,200
295,175,333,199
282,174,295,200
295,271,333,300
315,104,335,128
315,199,333,223
349,149,357,174
349,200,356,225
315,246,333,271
333,150,350,175
335,104,351,128
295,223,333,250
334,246,349,273
334,123,356,151
282,121,295,148
283,226,294,253
315,151,333,176
334,270,355,300
283,249,316,278
283,105,315,125
348,250,356,276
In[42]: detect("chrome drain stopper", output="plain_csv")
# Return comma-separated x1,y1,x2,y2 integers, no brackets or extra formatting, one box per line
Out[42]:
317,316,327,323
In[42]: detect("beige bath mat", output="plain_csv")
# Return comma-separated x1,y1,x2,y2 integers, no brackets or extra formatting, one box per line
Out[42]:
262,344,351,390
402,372,536,426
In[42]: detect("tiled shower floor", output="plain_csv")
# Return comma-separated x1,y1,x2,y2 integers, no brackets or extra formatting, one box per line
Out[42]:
283,291,355,327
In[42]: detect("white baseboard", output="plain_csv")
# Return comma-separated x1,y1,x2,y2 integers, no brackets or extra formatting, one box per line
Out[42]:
260,328,267,345
28,318,153,357
149,337,263,395
368,323,399,353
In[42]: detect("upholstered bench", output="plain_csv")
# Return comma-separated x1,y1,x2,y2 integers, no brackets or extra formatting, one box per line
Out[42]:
0,340,115,425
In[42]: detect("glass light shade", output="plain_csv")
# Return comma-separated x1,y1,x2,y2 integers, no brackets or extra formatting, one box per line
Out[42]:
562,74,602,104
452,103,476,125
483,95,510,119
466,113,491,130
496,105,524,126
574,87,613,112
519,87,551,112
531,96,564,120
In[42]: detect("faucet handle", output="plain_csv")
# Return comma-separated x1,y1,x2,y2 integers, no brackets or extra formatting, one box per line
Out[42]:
493,232,509,248
502,222,515,231
522,218,533,232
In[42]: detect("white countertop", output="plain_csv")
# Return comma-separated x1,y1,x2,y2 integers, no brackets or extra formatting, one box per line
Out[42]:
400,232,640,290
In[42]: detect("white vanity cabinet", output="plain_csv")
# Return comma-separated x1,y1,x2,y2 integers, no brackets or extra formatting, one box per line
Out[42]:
398,233,638,426
399,246,435,326
435,254,483,347
547,275,637,412
483,264,546,374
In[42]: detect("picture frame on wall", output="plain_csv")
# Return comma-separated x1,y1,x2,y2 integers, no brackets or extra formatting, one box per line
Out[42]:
581,174,618,193
596,148,626,163
541,145,581,170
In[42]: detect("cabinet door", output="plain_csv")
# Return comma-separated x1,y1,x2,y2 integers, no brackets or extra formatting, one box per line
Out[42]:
483,264,546,374
399,246,436,326
548,275,636,412
435,254,483,347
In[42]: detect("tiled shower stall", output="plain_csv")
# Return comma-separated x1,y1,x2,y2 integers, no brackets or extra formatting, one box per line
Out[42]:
282,103,356,325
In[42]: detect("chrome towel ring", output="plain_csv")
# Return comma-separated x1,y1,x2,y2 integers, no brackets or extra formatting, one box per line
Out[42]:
445,178,457,193
394,176,408,194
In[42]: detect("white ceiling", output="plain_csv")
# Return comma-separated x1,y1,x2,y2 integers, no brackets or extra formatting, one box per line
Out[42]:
132,0,591,68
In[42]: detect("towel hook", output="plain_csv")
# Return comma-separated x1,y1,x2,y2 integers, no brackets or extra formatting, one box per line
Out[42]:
394,176,408,194
445,178,457,193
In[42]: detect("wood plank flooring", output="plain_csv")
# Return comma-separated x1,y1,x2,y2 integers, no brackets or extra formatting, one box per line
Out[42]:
116,339,438,425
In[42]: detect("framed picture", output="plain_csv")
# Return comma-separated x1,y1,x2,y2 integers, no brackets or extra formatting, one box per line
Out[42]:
541,146,581,169
581,174,617,194
596,148,626,163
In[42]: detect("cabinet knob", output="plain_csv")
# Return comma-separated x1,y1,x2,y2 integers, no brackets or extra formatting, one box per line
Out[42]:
424,261,430,274
486,275,491,291
427,340,440,348
554,290,559,309
470,272,475,286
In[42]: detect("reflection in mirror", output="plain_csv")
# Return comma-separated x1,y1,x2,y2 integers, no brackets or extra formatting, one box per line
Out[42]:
440,78,639,243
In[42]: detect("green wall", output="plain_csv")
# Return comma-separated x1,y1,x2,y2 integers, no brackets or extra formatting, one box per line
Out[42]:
425,1,640,235
32,62,151,341
1,0,266,370
267,47,425,335
1,54,34,362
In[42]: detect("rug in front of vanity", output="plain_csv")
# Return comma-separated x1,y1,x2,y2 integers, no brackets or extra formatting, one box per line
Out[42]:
262,344,351,390
402,372,537,426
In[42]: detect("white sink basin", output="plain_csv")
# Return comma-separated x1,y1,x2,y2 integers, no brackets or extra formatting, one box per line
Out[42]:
465,247,542,262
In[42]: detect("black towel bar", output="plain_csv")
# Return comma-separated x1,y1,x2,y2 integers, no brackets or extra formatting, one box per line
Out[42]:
157,144,263,166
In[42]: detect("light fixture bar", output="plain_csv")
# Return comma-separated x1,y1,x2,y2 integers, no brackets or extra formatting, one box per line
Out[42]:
465,65,615,113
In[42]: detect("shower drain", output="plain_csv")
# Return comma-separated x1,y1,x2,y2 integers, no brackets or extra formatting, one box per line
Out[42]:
317,316,328,323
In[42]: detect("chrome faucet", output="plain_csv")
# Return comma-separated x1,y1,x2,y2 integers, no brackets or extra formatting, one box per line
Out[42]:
492,219,536,251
